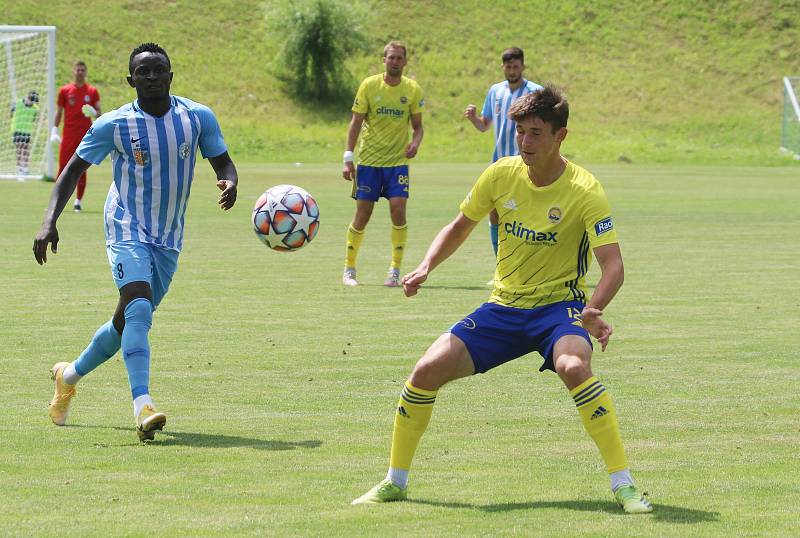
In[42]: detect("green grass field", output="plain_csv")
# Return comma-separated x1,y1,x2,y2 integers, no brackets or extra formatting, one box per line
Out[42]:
1,163,798,536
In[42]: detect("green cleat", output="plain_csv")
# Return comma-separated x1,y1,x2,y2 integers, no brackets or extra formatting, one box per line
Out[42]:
351,479,407,505
614,484,653,514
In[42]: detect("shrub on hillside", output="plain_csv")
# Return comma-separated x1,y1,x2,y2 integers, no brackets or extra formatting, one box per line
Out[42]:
265,0,368,103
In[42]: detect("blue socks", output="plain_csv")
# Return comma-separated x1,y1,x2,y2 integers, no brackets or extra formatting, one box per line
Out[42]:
122,298,153,400
489,223,499,256
74,320,122,376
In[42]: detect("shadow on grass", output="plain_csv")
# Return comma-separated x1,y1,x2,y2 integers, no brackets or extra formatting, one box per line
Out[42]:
155,430,322,451
408,498,719,523
68,424,321,451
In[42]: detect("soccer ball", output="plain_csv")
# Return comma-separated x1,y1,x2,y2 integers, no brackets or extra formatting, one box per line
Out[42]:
252,184,320,251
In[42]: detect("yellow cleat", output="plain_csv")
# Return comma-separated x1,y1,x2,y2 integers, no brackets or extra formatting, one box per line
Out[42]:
351,479,407,505
614,484,654,514
48,362,76,426
136,404,167,441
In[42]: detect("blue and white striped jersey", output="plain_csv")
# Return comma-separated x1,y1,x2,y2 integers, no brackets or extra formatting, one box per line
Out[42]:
481,79,543,162
76,96,227,252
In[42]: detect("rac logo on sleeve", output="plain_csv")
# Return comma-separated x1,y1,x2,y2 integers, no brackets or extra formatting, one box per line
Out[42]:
594,217,614,236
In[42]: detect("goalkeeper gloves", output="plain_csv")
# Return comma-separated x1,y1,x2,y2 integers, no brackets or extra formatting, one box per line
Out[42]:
50,126,61,144
81,104,98,119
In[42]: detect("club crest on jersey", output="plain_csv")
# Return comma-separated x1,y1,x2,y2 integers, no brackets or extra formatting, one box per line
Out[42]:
178,142,190,159
132,141,150,166
594,217,614,235
400,96,408,104
84,95,91,103
548,206,562,224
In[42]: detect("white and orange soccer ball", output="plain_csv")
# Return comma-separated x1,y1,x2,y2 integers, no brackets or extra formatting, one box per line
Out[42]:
252,184,319,252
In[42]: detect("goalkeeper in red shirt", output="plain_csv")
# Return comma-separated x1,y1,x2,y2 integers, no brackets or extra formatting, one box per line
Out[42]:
51,60,101,212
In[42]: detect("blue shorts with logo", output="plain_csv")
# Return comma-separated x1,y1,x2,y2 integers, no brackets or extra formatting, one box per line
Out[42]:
106,240,180,309
449,300,592,374
352,165,409,201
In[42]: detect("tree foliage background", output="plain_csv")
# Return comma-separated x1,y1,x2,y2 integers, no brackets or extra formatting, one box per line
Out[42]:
265,0,369,104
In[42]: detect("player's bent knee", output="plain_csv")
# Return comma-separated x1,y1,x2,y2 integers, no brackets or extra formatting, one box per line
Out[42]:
124,297,153,328
554,354,591,384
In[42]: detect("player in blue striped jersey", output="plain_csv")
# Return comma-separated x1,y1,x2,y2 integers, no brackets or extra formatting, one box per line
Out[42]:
464,47,542,269
34,43,239,441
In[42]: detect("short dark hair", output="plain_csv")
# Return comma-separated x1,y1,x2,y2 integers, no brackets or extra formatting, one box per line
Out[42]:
508,84,569,132
501,47,524,64
383,41,407,58
74,60,87,68
129,42,170,74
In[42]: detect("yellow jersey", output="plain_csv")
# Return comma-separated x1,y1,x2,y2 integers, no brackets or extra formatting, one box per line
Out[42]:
460,157,619,309
352,74,424,167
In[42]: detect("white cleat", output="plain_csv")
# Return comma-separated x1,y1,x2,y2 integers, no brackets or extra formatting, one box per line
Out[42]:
343,267,358,287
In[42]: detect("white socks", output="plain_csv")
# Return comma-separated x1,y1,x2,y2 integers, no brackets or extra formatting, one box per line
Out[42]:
610,468,634,492
62,363,82,385
133,394,154,419
386,467,409,489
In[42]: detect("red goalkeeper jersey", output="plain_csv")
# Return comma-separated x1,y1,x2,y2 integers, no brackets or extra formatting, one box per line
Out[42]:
57,82,100,132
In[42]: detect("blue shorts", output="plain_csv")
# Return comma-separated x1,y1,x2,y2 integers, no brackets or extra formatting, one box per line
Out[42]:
106,241,180,309
449,301,592,374
352,165,409,201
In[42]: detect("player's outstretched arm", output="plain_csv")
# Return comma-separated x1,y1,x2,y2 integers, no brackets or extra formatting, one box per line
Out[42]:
33,155,92,264
402,212,479,297
209,152,238,211
342,112,364,181
581,243,624,351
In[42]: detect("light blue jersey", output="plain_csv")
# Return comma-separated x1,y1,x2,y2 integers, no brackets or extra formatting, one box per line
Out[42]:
76,95,227,252
481,79,543,162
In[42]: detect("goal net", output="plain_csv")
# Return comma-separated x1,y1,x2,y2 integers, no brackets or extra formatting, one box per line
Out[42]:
0,26,55,180
781,76,800,159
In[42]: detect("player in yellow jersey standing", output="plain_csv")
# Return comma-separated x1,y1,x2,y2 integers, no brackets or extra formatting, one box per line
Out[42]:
352,85,653,514
341,41,424,287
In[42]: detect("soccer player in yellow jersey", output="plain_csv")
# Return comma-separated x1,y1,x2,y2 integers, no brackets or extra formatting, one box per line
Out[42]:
341,41,424,287
352,85,653,514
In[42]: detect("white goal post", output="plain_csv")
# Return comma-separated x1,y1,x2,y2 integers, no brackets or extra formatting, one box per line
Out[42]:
780,76,800,159
0,25,56,180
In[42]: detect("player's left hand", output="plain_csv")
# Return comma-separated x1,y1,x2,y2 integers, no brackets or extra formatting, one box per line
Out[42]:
405,142,419,159
401,267,428,297
580,307,613,352
217,179,237,210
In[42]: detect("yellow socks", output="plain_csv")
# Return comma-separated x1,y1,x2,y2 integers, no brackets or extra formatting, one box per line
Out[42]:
390,224,408,270
571,376,628,473
345,224,365,268
389,380,437,472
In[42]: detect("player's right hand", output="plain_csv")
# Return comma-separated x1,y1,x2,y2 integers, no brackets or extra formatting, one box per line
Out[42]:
342,161,356,181
580,307,613,352
33,224,59,265
401,268,428,297
50,126,61,144
464,104,477,119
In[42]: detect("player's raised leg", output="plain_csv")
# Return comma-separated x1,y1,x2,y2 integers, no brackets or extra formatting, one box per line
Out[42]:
352,333,475,504
553,335,652,514
385,196,408,287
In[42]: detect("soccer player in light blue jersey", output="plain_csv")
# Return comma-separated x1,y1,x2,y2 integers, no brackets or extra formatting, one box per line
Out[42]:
33,43,239,441
465,47,542,275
